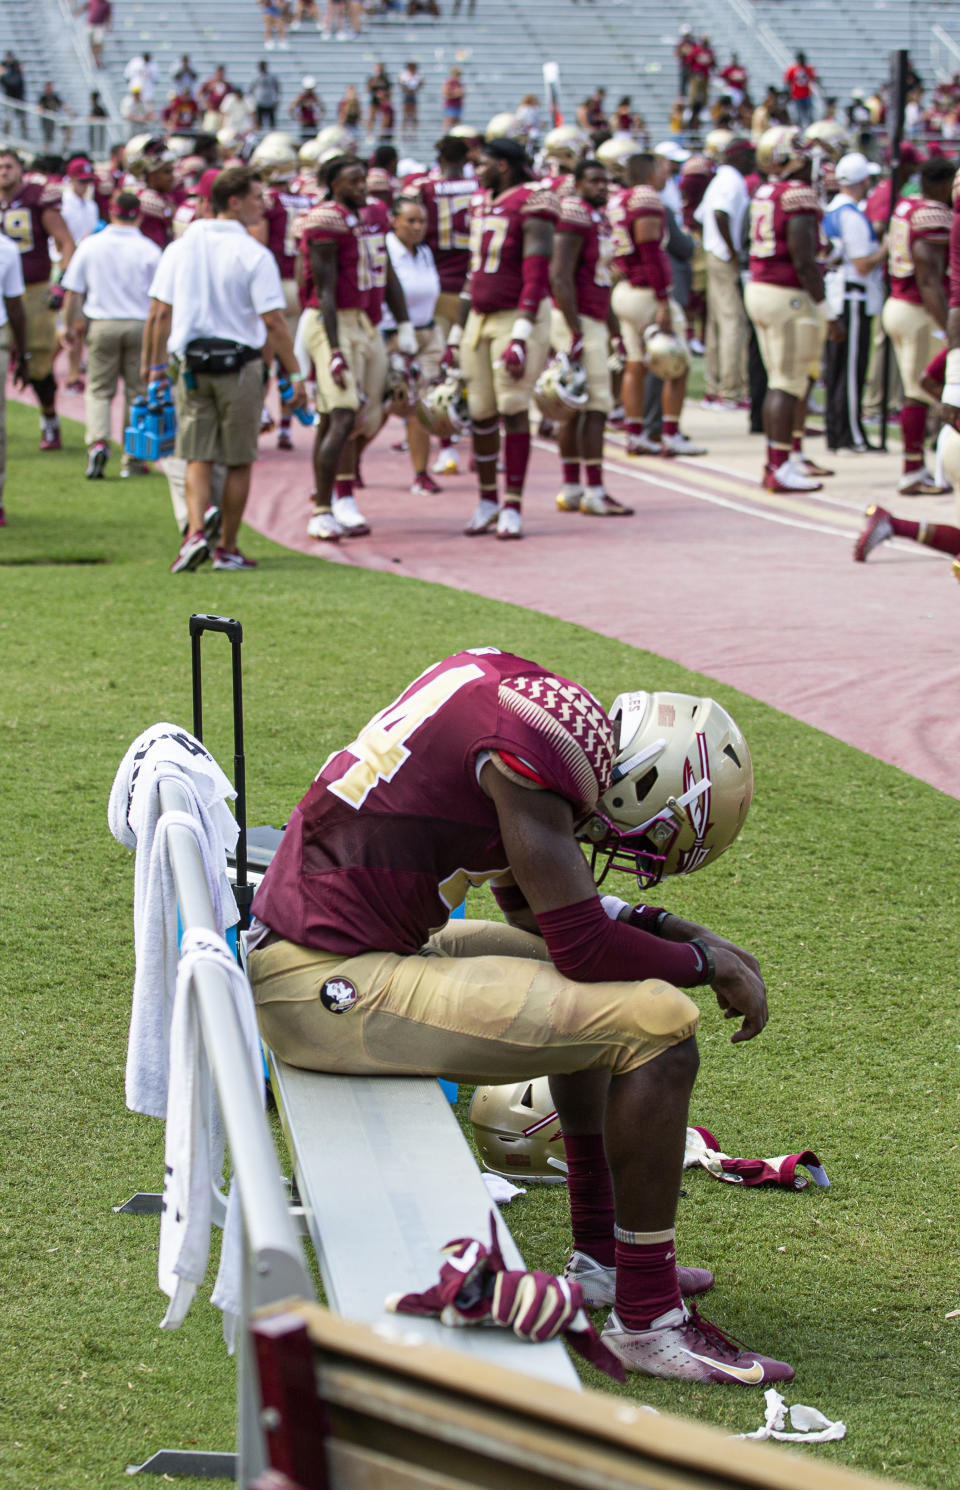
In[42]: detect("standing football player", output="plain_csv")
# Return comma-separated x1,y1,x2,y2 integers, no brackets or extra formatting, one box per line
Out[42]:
549,157,630,517
0,147,75,450
444,137,558,540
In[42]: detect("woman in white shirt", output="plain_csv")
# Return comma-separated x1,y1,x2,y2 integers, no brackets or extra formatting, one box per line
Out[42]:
381,194,443,494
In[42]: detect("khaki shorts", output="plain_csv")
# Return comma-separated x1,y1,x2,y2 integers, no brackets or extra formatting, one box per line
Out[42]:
281,277,301,339
881,295,942,405
460,302,552,420
744,280,821,398
247,917,699,1083
550,308,613,413
435,290,465,339
173,358,263,466
23,281,59,381
611,281,687,365
386,321,444,384
302,306,386,435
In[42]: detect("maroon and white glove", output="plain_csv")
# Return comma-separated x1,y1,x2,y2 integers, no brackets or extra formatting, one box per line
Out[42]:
385,1214,626,1380
568,331,584,365
608,333,627,373
441,323,463,372
328,348,348,389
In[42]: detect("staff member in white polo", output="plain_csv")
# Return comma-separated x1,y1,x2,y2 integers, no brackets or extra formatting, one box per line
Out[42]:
0,232,28,528
823,151,886,454
696,137,751,409
381,195,443,495
62,190,163,480
142,164,307,573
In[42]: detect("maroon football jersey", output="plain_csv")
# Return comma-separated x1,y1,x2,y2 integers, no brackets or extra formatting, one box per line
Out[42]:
0,178,61,284
298,198,366,311
553,194,614,322
134,185,176,249
607,184,670,291
949,208,960,309
888,195,951,305
748,179,820,289
251,648,615,955
468,183,559,315
406,171,476,293
361,197,390,325
679,155,713,232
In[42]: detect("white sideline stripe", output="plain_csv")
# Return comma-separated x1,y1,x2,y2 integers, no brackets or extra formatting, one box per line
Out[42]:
534,438,944,560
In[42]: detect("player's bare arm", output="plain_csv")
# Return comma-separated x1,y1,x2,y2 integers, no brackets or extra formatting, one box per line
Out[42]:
309,236,342,353
548,225,583,341
913,237,948,329
42,207,75,272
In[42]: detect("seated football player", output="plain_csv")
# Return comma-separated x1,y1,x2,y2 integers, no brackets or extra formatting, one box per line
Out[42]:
444,138,559,541
246,647,794,1386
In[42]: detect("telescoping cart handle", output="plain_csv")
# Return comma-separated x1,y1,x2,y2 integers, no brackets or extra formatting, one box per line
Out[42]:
189,613,250,927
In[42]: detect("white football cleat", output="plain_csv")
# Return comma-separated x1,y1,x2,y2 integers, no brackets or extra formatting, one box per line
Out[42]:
898,465,953,496
762,462,821,493
626,432,662,456
331,494,371,536
556,483,584,511
307,509,344,542
463,497,499,535
602,1305,794,1385
662,431,707,457
496,505,523,540
433,449,461,475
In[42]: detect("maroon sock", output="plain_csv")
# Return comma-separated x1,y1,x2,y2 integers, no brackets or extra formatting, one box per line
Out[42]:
663,416,678,440
584,462,603,488
504,430,531,493
892,516,960,554
562,460,581,485
280,414,292,430
614,1234,682,1330
562,1133,615,1266
901,402,927,471
626,420,643,437
791,432,802,454
334,478,353,498
767,443,790,470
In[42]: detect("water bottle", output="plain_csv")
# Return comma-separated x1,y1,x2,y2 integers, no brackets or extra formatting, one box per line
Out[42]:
278,373,315,426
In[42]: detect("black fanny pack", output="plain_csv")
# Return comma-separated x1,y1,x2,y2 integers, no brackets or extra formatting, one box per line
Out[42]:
183,338,261,375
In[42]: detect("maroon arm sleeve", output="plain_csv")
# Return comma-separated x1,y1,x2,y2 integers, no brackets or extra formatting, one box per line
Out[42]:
637,237,670,300
535,896,709,986
950,213,960,310
518,252,550,318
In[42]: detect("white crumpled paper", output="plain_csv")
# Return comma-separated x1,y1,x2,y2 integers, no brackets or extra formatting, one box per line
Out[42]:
733,1387,846,1442
482,1173,527,1205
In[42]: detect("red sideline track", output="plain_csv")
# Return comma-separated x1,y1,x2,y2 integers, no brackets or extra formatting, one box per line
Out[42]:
21,383,960,799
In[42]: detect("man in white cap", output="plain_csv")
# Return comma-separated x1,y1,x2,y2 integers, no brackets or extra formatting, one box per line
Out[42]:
653,139,688,223
822,151,886,453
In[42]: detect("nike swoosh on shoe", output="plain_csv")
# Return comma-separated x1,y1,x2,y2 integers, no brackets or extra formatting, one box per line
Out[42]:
682,1350,766,1384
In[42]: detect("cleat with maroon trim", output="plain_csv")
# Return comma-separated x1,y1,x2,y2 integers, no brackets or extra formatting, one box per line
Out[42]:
564,1250,713,1307
580,490,634,516
762,462,821,493
790,453,833,478
496,505,523,540
602,1304,794,1384
411,471,442,496
898,466,953,497
464,497,499,535
556,484,584,511
40,417,61,451
854,505,894,563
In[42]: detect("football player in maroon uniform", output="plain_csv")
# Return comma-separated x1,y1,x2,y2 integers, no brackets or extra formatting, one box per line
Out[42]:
880,155,953,495
744,126,844,493
247,646,792,1386
609,152,699,458
0,147,75,449
298,155,416,542
128,137,178,250
549,157,630,517
444,137,558,540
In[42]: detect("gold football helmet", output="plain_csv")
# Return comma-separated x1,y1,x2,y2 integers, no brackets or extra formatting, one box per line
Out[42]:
468,1078,566,1184
703,127,733,163
250,131,299,181
124,134,175,178
643,324,690,380
533,354,588,422
595,135,638,183
315,124,355,156
485,111,518,141
298,136,325,168
542,124,590,172
756,125,809,178
803,119,849,162
578,690,753,888
416,373,470,438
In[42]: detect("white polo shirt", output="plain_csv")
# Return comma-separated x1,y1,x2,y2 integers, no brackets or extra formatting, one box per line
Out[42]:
60,186,100,245
696,164,750,262
62,224,162,320
0,233,25,328
148,218,285,356
380,231,440,332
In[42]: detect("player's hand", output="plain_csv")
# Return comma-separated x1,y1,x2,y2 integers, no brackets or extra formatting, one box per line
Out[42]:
827,319,846,344
500,337,527,380
711,946,768,1043
441,340,459,372
655,303,672,332
938,400,960,430
48,285,65,312
328,348,348,388
12,351,31,389
568,332,584,364
608,333,627,372
288,378,308,411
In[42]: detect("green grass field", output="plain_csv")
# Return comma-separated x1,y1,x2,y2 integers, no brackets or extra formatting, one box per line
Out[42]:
2,401,958,1489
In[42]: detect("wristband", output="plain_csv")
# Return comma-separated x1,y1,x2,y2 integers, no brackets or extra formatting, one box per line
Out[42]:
510,315,534,343
289,370,305,382
817,300,838,323
946,348,960,385
689,938,716,984
149,363,167,371
447,323,464,348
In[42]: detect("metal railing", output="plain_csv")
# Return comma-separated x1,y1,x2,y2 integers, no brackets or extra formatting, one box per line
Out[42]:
931,22,960,80
0,94,119,154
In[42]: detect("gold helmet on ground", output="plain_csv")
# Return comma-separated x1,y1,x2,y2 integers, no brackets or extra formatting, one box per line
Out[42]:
703,127,733,163
250,131,299,181
578,690,753,889
542,124,590,171
468,1078,566,1184
756,124,808,178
